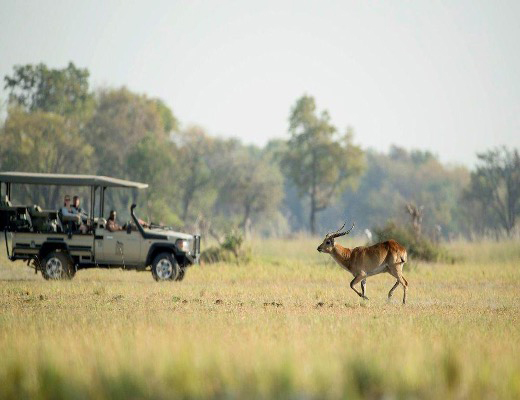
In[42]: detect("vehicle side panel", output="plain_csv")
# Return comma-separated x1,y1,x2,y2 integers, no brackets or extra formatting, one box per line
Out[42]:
11,232,94,262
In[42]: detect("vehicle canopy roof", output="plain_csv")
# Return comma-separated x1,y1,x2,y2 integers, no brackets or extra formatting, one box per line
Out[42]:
0,172,148,189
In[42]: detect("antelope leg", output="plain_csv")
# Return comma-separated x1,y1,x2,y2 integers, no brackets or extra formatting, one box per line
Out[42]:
350,274,369,300
361,279,367,298
399,274,408,304
388,264,408,305
388,280,399,298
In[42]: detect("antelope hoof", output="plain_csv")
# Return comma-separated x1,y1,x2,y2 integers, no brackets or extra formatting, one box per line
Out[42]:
362,296,369,301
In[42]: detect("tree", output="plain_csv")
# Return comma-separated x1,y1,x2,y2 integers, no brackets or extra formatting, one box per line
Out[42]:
154,98,179,134
218,149,283,236
405,202,424,238
175,126,217,222
0,107,93,206
4,62,93,119
84,87,173,178
323,147,469,240
464,147,520,237
82,87,179,220
127,135,180,225
281,95,364,234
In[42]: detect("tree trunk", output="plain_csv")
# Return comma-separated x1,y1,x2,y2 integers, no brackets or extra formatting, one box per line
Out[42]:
310,191,316,235
310,150,317,235
240,203,252,238
182,196,190,223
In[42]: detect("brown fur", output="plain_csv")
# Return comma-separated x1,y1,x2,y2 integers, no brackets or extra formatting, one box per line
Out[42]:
317,238,409,304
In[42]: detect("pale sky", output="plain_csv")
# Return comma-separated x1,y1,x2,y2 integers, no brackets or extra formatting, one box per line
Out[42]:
1,0,519,166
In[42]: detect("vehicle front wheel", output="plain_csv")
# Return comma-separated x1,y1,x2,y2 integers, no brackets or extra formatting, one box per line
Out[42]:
42,251,74,280
151,252,179,281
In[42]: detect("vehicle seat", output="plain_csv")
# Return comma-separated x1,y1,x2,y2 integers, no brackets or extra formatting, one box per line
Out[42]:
0,195,12,207
29,205,56,232
94,217,106,229
58,209,82,236
9,207,32,232
28,205,43,215
56,210,65,233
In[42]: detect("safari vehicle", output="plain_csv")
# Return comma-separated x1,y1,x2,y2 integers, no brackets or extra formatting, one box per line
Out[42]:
0,172,200,281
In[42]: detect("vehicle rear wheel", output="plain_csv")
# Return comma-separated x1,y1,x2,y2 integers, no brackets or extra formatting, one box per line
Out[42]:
42,251,74,280
151,252,179,281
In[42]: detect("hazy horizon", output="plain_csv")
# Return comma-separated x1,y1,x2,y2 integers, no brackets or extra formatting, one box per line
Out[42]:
1,0,519,167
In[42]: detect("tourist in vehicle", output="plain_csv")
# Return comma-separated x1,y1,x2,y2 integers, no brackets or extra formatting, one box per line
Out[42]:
71,195,89,233
61,195,87,234
106,210,123,232
61,195,76,218
72,196,88,223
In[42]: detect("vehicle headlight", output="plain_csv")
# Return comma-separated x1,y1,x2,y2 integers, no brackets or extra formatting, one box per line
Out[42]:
176,239,191,253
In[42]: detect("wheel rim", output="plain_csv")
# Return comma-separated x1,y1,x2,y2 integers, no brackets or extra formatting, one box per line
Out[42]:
156,259,173,280
45,257,63,279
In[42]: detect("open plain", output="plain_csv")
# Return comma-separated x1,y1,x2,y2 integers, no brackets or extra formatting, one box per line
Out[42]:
1,237,519,399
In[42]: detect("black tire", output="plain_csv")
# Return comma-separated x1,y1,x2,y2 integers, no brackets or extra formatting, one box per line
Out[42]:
42,251,74,280
175,267,186,281
151,252,179,281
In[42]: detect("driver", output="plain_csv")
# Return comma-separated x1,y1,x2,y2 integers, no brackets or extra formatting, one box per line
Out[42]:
106,209,150,232
106,210,123,232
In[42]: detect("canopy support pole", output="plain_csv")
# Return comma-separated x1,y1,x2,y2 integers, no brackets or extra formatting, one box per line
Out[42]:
101,187,107,219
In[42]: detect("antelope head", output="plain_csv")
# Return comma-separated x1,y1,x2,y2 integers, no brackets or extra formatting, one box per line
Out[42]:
317,222,355,253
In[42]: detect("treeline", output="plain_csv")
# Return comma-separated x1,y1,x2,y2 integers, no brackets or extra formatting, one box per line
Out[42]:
1,62,519,239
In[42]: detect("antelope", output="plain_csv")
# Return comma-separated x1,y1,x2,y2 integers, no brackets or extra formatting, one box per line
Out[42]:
317,222,409,304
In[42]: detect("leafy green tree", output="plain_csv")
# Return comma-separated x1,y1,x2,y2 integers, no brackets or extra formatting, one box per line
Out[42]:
324,147,469,239
154,98,179,133
281,95,364,234
0,107,93,205
4,62,93,119
84,87,172,178
83,87,179,219
464,147,520,237
127,135,180,225
176,126,217,222
209,142,283,236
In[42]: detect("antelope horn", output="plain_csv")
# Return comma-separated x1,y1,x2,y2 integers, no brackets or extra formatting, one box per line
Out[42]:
326,221,346,238
330,222,355,239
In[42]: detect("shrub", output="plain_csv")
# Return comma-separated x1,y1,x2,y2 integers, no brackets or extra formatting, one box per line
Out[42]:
200,230,251,264
373,221,455,263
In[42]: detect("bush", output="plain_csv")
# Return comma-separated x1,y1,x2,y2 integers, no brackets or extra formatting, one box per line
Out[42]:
200,230,251,264
373,221,455,263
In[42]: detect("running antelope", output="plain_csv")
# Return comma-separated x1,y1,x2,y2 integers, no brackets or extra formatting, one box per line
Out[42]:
317,222,409,304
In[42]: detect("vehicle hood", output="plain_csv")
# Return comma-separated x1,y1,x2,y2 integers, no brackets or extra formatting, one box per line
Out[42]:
145,228,193,240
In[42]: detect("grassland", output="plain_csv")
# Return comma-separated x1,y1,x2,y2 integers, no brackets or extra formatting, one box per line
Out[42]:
1,236,519,399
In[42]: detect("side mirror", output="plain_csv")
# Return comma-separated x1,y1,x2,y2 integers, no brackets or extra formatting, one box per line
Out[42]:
127,224,132,234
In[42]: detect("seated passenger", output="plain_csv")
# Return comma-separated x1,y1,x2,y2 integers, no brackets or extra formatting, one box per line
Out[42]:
106,210,123,232
71,195,89,233
72,196,88,223
61,195,87,234
61,195,77,220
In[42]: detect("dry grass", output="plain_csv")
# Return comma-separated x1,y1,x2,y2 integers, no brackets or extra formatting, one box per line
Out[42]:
1,236,519,399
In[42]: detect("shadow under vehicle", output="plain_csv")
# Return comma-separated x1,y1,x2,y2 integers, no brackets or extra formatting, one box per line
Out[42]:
0,172,200,281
